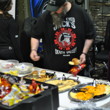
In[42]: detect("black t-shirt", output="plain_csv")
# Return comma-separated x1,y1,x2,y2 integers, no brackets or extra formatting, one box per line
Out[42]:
31,4,96,72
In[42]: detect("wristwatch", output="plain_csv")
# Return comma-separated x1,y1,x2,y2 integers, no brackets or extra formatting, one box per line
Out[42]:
31,49,37,51
82,52,87,55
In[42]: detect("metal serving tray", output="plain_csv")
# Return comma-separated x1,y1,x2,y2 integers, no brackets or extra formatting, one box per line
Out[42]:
68,82,110,102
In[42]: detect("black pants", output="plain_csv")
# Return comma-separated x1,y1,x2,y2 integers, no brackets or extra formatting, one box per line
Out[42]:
0,46,17,60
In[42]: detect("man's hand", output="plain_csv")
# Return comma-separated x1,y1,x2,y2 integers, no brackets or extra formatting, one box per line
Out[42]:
79,53,86,64
30,50,40,61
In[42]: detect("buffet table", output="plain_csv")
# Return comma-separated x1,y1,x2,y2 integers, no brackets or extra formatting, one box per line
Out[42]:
56,73,110,110
0,59,110,110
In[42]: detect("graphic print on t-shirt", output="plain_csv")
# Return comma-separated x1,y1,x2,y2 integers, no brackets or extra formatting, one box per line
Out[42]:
53,17,77,56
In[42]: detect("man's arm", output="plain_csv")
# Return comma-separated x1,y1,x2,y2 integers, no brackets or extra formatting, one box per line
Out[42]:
30,37,40,61
80,39,94,63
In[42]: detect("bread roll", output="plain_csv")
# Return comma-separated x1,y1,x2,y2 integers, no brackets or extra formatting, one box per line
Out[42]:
72,58,80,65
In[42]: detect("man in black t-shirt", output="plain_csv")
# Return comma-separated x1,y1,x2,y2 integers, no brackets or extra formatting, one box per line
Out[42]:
30,0,96,73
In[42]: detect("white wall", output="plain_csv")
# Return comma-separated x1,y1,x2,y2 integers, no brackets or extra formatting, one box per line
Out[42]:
9,0,16,19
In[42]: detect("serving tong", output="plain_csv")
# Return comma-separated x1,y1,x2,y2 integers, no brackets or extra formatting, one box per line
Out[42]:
92,79,96,87
57,74,66,80
57,74,79,82
46,71,56,78
73,87,87,92
73,79,96,93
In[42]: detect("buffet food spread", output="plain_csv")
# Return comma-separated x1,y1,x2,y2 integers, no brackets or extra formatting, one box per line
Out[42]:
0,60,110,110
0,75,44,106
25,70,56,82
46,79,79,92
0,72,59,110
0,60,59,110
69,82,110,101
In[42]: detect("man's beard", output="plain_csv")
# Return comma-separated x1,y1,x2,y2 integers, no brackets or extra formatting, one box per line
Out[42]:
51,9,67,29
